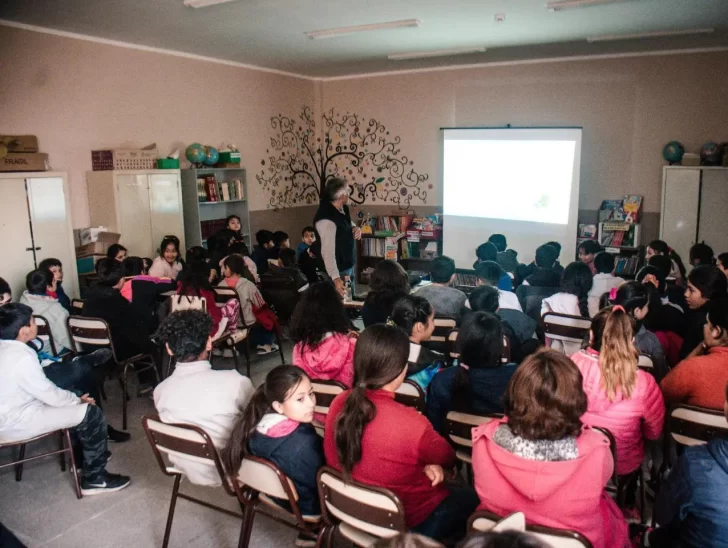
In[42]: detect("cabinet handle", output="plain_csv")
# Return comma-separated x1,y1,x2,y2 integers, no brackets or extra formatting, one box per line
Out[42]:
25,247,41,251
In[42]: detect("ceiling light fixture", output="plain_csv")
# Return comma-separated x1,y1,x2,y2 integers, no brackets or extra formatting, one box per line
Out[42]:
305,19,421,40
388,47,486,61
587,27,715,43
183,0,238,8
546,0,634,11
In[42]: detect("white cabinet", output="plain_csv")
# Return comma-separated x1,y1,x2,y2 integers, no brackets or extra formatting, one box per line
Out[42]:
87,170,185,258
661,167,728,262
0,172,79,300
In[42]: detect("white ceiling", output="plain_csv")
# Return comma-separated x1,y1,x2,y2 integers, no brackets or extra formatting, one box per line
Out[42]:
2,0,727,77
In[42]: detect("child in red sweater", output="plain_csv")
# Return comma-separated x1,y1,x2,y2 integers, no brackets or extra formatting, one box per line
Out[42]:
324,324,477,543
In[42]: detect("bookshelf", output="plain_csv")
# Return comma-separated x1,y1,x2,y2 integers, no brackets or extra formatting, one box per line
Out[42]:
180,168,251,251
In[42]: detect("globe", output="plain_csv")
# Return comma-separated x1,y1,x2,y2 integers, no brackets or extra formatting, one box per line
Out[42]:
203,146,219,166
185,143,206,164
700,142,722,165
662,141,684,164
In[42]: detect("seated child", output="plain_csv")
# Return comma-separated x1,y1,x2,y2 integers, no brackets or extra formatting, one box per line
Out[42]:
121,256,177,332
489,234,519,276
297,226,319,284
427,311,517,434
38,258,71,312
106,244,128,263
154,310,253,486
689,242,714,267
577,240,601,275
325,325,477,543
473,243,512,291
220,254,278,355
263,248,309,293
413,256,468,324
587,252,624,318
223,365,323,545
541,261,593,318
473,261,521,311
290,281,356,388
19,269,72,354
0,303,131,495
472,349,628,548
251,230,276,275
389,295,444,392
148,236,184,280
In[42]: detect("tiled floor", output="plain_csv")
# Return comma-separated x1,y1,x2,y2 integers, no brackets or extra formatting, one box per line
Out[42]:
0,344,299,548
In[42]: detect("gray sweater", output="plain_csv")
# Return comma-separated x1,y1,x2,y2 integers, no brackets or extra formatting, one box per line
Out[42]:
414,284,468,323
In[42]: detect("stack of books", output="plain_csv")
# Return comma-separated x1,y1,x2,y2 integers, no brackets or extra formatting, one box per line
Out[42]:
614,255,640,277
197,175,245,202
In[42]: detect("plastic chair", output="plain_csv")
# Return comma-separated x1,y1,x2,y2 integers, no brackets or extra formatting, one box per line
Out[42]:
142,416,244,548
311,379,347,438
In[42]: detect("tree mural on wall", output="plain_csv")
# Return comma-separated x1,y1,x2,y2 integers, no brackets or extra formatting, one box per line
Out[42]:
257,106,430,209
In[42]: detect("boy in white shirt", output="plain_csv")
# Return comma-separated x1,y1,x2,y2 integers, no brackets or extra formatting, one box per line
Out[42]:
154,310,254,485
473,261,522,311
587,252,625,317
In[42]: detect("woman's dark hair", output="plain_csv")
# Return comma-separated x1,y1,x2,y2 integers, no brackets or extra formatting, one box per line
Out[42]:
648,240,686,280
469,286,500,314
718,252,728,269
122,256,146,277
364,260,410,310
106,243,127,260
290,282,351,349
561,262,593,317
223,365,309,473
636,265,666,294
159,236,180,260
26,269,53,294
474,261,503,286
178,260,213,297
503,349,587,441
475,242,498,262
158,310,213,362
577,240,601,255
688,265,728,301
335,325,409,476
690,243,715,266
452,312,503,412
390,295,433,336
322,177,349,202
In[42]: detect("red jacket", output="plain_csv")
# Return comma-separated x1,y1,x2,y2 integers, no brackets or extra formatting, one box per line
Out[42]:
661,347,728,410
472,419,629,548
324,389,455,527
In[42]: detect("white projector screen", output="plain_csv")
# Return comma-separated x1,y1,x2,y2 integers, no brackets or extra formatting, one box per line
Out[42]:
442,128,582,269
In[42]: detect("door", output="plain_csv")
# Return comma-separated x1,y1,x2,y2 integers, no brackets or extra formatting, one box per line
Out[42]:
0,177,35,299
698,169,728,256
149,173,185,253
26,176,78,297
116,174,154,257
661,168,700,265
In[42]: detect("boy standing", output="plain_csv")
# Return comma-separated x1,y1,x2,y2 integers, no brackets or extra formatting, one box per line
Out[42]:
296,226,316,260
0,303,130,495
154,310,254,485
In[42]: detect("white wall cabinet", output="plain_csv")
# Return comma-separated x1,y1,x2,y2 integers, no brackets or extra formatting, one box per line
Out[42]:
661,167,728,262
87,170,185,258
0,172,79,300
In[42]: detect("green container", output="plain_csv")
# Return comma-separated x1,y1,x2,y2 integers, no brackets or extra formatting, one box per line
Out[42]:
157,158,180,169
219,151,241,164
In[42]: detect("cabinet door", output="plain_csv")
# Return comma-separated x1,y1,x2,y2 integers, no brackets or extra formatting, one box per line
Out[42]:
26,176,78,297
661,169,700,264
698,170,728,255
116,174,154,257
0,178,35,298
149,173,185,253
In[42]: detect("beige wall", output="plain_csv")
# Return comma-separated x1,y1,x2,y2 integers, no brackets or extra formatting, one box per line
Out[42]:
0,26,315,229
321,52,728,213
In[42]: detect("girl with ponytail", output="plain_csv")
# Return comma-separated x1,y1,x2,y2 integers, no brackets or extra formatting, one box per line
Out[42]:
389,295,443,392
223,365,323,521
570,306,665,477
646,239,686,284
324,324,477,542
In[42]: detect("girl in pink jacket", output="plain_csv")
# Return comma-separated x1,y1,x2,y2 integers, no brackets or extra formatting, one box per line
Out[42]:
472,349,628,548
290,281,357,388
570,306,665,477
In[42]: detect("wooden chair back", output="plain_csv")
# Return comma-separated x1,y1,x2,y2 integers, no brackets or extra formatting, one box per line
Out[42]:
66,316,114,358
169,295,207,314
394,379,426,413
668,405,728,447
541,313,590,345
311,380,347,437
33,314,58,357
637,354,654,372
468,510,593,548
445,411,496,464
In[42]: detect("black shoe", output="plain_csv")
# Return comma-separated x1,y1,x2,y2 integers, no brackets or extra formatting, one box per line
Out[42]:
88,348,113,367
81,472,131,496
107,425,131,443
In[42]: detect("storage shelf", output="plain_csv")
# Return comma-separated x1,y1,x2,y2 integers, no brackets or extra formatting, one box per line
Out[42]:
199,199,246,205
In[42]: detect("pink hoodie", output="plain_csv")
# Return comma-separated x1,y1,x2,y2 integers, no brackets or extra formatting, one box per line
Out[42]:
570,349,665,475
472,419,628,548
293,333,356,388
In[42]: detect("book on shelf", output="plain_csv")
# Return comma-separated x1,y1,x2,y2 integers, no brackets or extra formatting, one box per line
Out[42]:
199,175,245,203
614,254,640,277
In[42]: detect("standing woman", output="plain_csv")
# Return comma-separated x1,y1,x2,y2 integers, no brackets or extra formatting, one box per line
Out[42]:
681,265,728,358
325,324,478,543
149,236,184,279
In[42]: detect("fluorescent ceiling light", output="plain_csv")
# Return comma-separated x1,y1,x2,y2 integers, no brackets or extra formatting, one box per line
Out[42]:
184,0,238,8
305,19,420,40
388,47,486,61
547,0,634,11
587,27,715,43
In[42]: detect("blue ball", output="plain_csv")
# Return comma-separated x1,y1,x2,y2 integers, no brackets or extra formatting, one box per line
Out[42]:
203,146,219,166
185,143,206,164
662,141,684,164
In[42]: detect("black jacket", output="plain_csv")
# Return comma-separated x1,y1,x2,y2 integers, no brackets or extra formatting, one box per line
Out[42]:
312,200,355,274
248,423,324,515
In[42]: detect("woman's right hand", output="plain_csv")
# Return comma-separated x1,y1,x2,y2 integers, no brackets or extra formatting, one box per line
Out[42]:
423,464,445,487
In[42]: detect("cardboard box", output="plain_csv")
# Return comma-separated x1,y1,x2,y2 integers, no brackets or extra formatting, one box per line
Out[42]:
76,231,120,256
75,226,110,246
1,135,39,153
76,255,105,275
91,148,158,170
0,152,49,172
